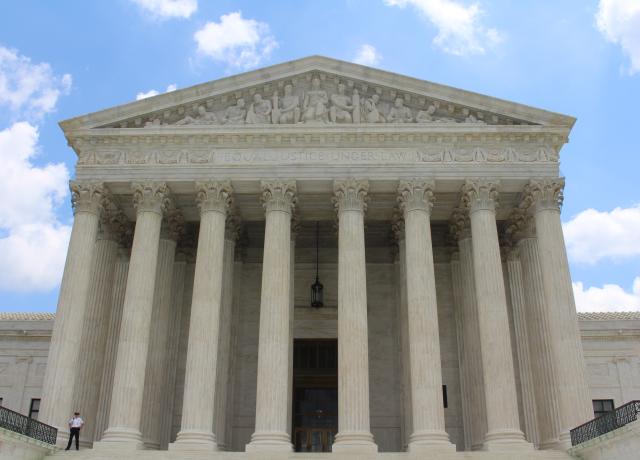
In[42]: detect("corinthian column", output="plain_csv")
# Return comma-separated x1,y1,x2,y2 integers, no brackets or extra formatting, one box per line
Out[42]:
97,182,171,449
398,180,454,452
332,179,377,453
517,221,563,449
461,180,529,451
172,181,232,451
523,178,592,447
40,182,105,446
213,215,240,450
450,208,487,450
72,207,125,446
247,181,296,452
503,242,539,446
141,210,183,449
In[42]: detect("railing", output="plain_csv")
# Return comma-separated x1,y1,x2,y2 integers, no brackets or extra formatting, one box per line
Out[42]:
570,400,640,446
0,406,57,445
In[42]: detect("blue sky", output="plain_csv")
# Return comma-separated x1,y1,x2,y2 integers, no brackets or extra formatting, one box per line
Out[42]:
0,0,639,312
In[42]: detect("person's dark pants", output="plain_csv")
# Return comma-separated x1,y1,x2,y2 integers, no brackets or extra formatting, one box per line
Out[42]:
65,427,80,450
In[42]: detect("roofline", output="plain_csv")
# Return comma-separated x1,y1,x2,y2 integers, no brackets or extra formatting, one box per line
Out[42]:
59,55,576,132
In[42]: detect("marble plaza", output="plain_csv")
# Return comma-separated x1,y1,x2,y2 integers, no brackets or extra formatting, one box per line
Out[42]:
14,56,626,459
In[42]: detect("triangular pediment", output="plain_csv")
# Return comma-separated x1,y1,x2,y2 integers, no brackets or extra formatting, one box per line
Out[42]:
60,56,575,132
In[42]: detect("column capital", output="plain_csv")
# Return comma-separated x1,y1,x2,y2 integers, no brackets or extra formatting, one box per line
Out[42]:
333,178,369,214
225,211,242,242
290,213,301,239
70,181,107,216
98,207,131,245
461,179,499,213
504,207,536,246
391,212,405,242
195,180,233,215
132,181,172,215
261,180,297,214
397,179,435,216
522,178,565,213
162,208,185,241
448,207,471,242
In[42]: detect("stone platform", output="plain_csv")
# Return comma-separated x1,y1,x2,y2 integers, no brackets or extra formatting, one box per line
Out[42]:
44,450,576,460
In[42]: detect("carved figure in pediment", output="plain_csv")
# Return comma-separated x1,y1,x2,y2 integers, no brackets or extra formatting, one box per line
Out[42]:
387,98,413,123
416,104,437,123
464,113,486,124
363,94,386,123
223,98,246,124
302,77,328,123
273,84,300,124
175,105,217,125
246,93,272,124
144,117,162,127
329,83,354,123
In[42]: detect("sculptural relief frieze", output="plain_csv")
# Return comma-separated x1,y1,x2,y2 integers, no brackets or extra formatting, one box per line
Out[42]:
76,144,558,167
100,72,533,129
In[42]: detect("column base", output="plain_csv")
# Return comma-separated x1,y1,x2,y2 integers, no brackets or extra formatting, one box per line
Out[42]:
170,429,218,451
246,431,292,452
93,427,145,451
408,429,456,452
94,426,144,450
483,429,532,451
332,431,378,453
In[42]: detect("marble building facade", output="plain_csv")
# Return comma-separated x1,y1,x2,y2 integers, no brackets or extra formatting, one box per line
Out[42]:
17,56,618,457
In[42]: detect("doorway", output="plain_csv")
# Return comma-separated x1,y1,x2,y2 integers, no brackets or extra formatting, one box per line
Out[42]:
292,339,338,452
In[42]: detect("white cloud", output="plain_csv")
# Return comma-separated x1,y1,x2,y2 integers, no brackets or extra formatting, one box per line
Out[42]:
383,0,503,56
0,46,72,121
573,278,640,312
563,205,640,265
135,83,177,100
596,0,640,74
131,0,197,19
194,11,277,69
353,44,382,66
0,122,71,291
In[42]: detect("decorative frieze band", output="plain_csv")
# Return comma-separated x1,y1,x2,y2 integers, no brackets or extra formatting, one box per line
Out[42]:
132,181,172,215
76,144,560,167
260,180,297,214
333,179,369,214
195,180,233,215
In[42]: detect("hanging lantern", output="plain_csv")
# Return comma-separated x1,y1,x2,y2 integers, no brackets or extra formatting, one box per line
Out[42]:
310,221,324,308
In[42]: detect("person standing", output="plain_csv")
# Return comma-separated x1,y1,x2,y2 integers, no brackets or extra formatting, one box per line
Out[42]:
65,411,84,450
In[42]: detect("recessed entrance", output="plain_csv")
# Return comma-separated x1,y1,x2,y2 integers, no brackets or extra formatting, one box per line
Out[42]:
292,339,338,452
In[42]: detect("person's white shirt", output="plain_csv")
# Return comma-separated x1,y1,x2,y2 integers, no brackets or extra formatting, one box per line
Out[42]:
69,416,84,428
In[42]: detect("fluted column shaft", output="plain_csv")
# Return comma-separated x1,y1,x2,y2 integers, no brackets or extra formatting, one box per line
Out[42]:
462,180,529,450
213,222,238,450
450,252,472,451
141,228,178,449
247,181,296,452
458,233,487,450
524,179,593,446
518,235,562,448
98,182,170,448
173,181,232,450
94,251,129,440
159,256,186,449
72,229,118,445
399,180,453,451
505,251,539,446
40,181,105,446
332,179,377,453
